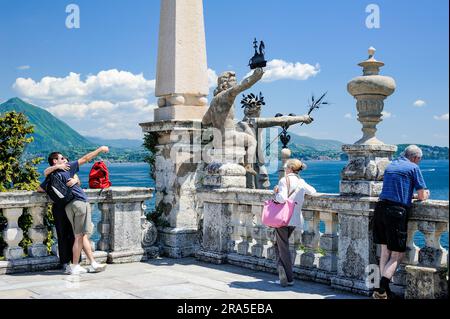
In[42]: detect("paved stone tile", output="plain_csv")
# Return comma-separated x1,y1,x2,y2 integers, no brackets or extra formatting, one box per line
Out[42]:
126,288,179,299
0,288,38,299
0,258,367,299
50,288,138,299
0,278,67,292
113,272,190,289
144,283,224,299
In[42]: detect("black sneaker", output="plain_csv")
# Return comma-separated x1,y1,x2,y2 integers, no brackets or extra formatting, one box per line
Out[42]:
386,290,402,299
372,290,387,299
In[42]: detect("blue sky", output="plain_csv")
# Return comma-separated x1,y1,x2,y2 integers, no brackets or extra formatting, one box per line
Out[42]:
0,0,448,146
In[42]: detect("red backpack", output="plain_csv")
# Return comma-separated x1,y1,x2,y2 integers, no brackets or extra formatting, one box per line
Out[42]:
89,161,112,189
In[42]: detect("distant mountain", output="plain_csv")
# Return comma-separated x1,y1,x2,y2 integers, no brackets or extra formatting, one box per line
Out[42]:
283,133,345,160
288,134,343,151
1,97,447,162
396,144,448,160
85,136,143,149
0,98,95,156
287,134,448,160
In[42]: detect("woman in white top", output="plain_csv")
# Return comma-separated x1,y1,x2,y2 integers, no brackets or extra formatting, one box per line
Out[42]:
273,159,316,287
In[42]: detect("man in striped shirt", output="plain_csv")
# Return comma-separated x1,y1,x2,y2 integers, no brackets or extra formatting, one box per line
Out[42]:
372,145,430,299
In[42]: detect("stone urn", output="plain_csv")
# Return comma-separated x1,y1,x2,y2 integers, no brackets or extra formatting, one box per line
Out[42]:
347,47,396,145
340,48,397,197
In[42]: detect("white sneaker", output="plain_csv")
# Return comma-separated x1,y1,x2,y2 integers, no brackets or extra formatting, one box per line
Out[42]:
88,261,107,273
63,263,71,275
70,264,88,275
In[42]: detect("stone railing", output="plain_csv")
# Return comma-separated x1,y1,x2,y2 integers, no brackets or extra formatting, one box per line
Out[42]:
0,187,158,275
402,200,448,298
196,188,448,297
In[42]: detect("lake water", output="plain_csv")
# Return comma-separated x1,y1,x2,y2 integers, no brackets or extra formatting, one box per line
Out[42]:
38,160,449,249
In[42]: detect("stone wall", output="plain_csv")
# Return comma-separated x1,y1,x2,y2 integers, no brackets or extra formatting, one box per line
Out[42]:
196,188,449,297
0,187,158,274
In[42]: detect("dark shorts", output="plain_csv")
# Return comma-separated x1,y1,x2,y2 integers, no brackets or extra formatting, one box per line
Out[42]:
373,200,410,252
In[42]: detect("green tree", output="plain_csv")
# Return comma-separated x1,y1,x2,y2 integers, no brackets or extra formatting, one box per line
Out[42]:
143,132,158,180
0,111,46,258
0,111,43,191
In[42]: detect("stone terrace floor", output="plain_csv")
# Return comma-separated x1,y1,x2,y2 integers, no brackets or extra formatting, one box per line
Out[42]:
0,257,364,299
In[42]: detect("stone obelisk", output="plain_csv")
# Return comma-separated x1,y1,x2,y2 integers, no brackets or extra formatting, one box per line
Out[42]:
154,0,209,121
140,0,209,258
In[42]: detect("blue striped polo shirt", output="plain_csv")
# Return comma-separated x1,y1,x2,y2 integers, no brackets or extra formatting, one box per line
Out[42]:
379,156,427,207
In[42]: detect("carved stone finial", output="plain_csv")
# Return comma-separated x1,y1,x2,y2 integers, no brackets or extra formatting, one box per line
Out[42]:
368,46,376,59
347,48,396,145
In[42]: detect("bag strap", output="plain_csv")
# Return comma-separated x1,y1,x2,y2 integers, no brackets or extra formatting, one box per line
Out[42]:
286,175,299,198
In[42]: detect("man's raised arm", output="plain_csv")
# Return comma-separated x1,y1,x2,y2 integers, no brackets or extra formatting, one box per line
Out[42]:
229,68,264,97
78,146,109,166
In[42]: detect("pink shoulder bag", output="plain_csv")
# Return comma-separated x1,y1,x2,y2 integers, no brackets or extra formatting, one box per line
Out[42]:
261,176,298,228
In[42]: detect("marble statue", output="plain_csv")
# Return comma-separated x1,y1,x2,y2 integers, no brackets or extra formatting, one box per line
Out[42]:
236,95,313,189
202,68,265,175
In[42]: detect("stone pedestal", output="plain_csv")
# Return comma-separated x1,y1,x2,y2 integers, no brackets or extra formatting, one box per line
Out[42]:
201,143,247,189
331,208,378,295
195,201,233,264
105,199,147,264
155,0,209,121
340,144,397,196
278,148,291,181
405,265,448,299
89,188,155,264
140,120,204,258
341,48,397,197
203,164,246,188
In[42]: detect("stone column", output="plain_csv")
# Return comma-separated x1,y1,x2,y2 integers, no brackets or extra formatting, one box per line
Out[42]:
318,211,338,272
333,48,397,295
2,208,24,260
341,47,397,197
154,0,209,121
140,121,205,258
97,203,112,252
27,206,48,257
278,148,291,181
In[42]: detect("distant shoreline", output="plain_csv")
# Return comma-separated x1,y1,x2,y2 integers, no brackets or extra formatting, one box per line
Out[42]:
41,158,448,165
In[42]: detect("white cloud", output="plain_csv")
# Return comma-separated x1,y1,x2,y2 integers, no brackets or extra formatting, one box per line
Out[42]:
13,70,157,139
433,113,449,121
246,59,320,82
17,65,30,70
381,111,392,119
413,100,426,107
13,69,155,104
47,100,116,119
344,113,353,119
207,68,218,90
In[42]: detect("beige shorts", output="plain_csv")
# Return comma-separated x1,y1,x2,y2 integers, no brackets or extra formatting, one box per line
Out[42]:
65,200,93,236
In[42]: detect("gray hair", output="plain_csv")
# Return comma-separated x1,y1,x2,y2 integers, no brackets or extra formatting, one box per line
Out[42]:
402,145,423,160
